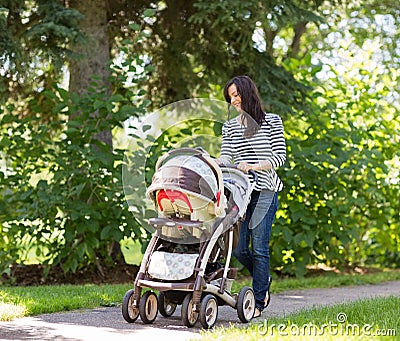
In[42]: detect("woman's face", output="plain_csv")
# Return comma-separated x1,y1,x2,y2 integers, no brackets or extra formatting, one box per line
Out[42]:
227,83,241,110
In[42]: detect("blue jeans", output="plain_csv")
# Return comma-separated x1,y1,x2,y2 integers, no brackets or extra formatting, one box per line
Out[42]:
233,190,278,311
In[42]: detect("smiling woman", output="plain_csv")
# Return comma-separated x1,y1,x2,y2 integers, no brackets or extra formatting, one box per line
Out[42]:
219,75,287,319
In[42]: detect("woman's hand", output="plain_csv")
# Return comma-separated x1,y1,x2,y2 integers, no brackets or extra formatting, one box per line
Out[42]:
237,160,273,172
237,161,252,173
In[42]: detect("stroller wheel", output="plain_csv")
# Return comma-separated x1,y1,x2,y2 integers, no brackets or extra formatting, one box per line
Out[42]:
121,289,139,323
158,292,177,317
139,291,158,324
181,293,199,327
199,294,218,329
237,286,255,323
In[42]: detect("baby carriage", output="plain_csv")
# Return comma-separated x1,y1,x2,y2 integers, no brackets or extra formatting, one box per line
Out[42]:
121,147,257,329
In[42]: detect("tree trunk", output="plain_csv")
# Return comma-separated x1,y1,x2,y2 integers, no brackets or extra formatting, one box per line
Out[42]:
68,0,110,97
68,0,113,147
67,0,126,268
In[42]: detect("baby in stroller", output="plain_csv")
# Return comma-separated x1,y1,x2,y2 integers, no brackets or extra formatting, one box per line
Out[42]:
122,147,257,329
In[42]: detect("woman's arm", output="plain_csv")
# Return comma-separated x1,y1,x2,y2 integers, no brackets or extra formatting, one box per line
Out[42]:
246,115,286,172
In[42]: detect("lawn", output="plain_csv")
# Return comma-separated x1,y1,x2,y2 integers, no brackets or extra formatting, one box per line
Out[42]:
199,296,399,340
233,268,400,294
0,283,132,321
1,269,400,322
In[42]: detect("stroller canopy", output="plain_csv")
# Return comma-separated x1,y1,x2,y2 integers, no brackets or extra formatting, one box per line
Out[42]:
145,148,254,245
146,148,226,217
149,154,218,202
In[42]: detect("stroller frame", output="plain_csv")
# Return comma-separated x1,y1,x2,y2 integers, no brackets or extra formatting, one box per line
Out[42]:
122,148,257,329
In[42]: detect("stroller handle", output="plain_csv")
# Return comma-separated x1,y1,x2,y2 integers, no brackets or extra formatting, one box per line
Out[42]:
220,164,258,184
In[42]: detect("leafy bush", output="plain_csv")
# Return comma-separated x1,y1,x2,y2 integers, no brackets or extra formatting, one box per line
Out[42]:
0,82,149,274
271,54,400,276
0,21,151,275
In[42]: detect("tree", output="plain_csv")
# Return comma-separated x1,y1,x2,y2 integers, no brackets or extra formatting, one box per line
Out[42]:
67,0,113,146
0,0,150,274
0,0,322,276
1,0,398,278
120,0,322,116
67,0,119,264
0,0,83,125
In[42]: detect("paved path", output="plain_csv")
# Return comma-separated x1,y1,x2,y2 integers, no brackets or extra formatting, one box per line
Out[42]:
1,280,399,340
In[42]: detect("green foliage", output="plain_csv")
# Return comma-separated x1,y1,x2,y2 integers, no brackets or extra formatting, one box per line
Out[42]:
123,0,320,116
0,0,84,101
1,0,399,279
271,52,400,276
0,83,145,274
0,20,151,274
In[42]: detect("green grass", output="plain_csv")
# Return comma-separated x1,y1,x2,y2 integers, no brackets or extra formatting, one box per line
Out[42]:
0,284,133,321
199,296,400,340
232,268,400,294
1,269,400,323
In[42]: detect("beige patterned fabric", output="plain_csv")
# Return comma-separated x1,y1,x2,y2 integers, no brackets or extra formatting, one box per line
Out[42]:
163,155,218,194
148,251,199,280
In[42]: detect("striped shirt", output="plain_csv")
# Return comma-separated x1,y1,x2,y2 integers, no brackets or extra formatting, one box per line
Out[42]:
220,113,286,191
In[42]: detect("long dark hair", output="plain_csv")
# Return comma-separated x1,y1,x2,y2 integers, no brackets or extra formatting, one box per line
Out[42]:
223,75,265,137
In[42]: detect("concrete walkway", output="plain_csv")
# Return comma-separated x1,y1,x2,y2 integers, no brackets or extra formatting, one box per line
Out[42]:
1,280,399,340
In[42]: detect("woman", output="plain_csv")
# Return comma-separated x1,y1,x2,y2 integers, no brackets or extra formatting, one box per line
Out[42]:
218,75,286,318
